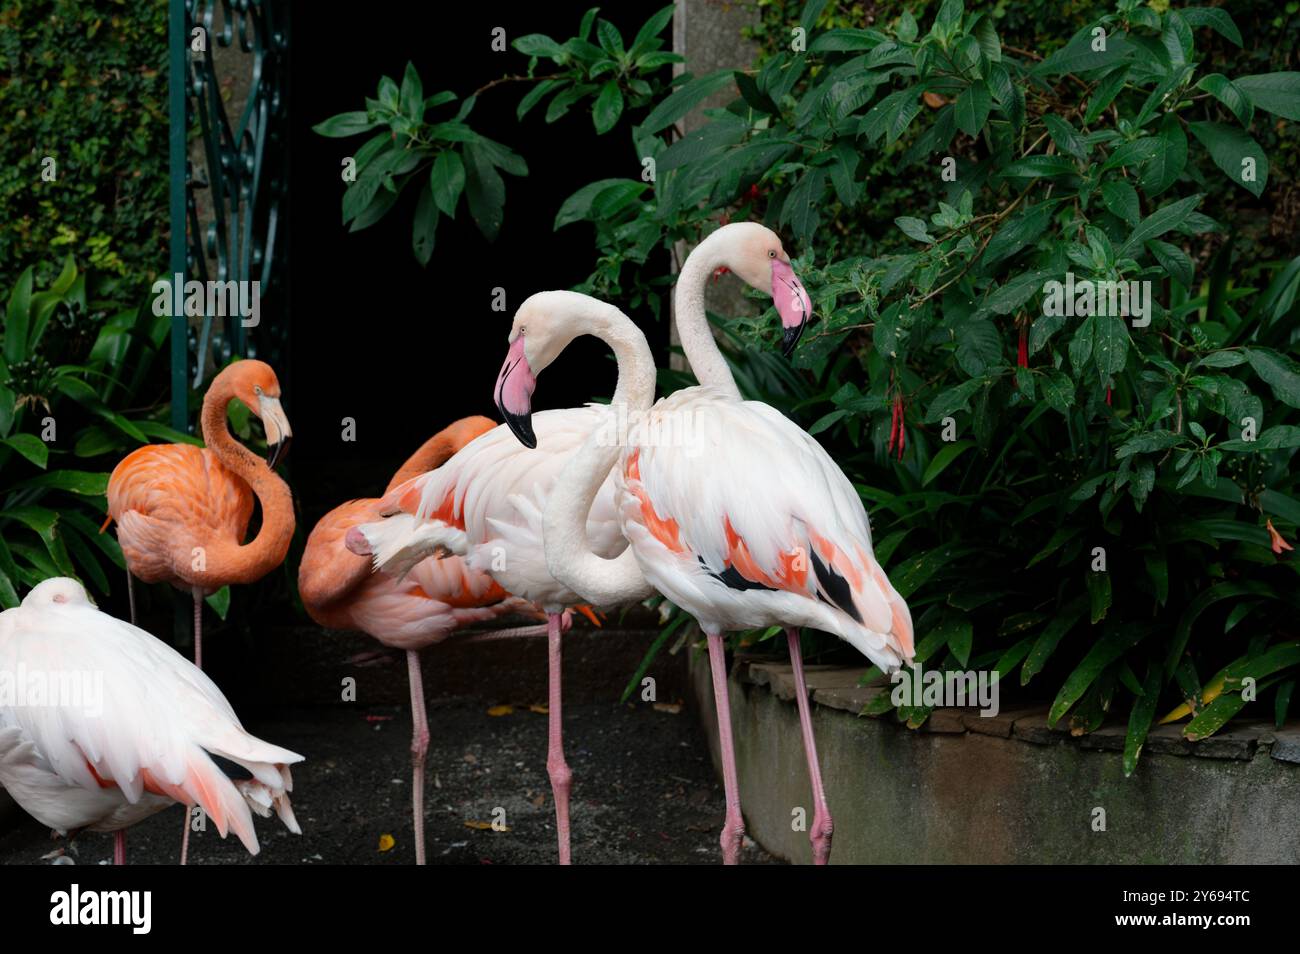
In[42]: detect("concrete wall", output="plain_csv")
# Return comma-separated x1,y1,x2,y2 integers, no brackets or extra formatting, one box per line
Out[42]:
689,651,1300,864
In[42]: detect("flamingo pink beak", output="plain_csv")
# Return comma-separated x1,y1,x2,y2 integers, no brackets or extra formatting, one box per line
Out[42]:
772,259,812,356
494,335,537,448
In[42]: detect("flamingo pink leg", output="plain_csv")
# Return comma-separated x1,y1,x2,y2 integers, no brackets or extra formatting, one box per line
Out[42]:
126,571,137,626
113,830,126,866
545,611,573,865
179,806,192,865
706,630,744,865
192,590,203,669
406,649,430,866
786,628,833,865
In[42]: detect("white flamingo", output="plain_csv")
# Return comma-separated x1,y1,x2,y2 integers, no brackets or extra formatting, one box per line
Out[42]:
0,578,302,864
491,288,914,865
348,222,814,863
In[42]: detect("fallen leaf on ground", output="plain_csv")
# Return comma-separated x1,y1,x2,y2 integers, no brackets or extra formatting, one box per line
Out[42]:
528,704,548,714
653,702,682,714
486,704,514,717
378,834,395,852
464,820,510,832
923,91,948,108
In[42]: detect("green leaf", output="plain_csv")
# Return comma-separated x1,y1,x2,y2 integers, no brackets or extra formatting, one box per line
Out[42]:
312,111,380,138
955,320,1003,376
1140,115,1185,196
1100,179,1140,226
1123,665,1164,776
1182,7,1242,46
1042,114,1086,159
1188,122,1267,198
781,168,825,247
953,81,991,137
5,266,33,364
1235,72,1300,121
554,177,636,229
1087,570,1112,623
513,33,564,57
1092,315,1129,378
463,142,506,241
921,440,974,487
411,183,438,267
894,216,934,244
593,81,624,134
640,70,734,134
1146,239,1193,289
630,5,674,58
999,155,1076,179
2,433,49,469
11,470,108,495
206,585,232,621
1022,597,1086,686
399,62,423,120
429,151,465,218
1048,625,1145,726
517,80,562,122
1244,348,1300,407
1196,74,1254,126
1119,193,1202,259
1184,692,1248,741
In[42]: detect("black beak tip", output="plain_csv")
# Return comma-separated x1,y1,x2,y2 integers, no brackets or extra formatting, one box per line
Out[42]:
501,409,537,449
781,322,806,358
267,437,290,469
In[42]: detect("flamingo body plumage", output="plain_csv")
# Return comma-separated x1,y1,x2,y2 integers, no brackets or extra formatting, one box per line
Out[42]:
0,578,302,861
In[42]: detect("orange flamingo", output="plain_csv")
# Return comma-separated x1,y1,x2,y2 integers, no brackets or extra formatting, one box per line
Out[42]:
298,415,550,865
103,358,294,863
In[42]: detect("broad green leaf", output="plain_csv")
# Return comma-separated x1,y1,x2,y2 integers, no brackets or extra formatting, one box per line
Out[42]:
1188,122,1267,198
1235,72,1300,121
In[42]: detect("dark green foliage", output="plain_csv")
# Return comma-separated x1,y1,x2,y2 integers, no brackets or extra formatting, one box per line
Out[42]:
0,1,169,290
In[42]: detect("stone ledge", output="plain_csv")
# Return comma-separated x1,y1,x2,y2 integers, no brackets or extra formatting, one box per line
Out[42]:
691,652,1300,864
733,656,1296,762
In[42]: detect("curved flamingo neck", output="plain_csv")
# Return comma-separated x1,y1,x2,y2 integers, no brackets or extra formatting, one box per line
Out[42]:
197,375,294,586
542,305,654,607
385,416,493,494
675,234,742,400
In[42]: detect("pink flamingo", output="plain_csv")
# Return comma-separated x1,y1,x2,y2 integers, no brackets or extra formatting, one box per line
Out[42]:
103,358,295,862
493,284,914,865
298,415,545,865
0,578,302,865
104,358,295,665
344,359,633,865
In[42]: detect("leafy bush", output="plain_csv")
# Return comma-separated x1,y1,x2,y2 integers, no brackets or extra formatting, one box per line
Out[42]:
0,1,168,291
0,259,186,606
311,6,680,268
314,1,1300,769
559,0,1300,768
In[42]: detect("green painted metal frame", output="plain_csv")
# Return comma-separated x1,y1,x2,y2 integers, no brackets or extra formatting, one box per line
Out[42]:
168,0,289,432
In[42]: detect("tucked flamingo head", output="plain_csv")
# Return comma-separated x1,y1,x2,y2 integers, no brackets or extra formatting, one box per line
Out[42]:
493,291,612,449
219,359,293,469
23,577,94,608
705,222,812,356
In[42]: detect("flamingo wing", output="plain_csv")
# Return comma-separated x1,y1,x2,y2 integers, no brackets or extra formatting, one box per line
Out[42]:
0,592,302,852
106,444,254,581
624,391,913,667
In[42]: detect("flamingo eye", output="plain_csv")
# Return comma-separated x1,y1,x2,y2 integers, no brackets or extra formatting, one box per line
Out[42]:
768,249,777,258
254,385,263,396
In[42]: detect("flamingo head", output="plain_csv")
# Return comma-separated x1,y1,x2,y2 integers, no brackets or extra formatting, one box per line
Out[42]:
23,577,94,608
710,222,812,356
225,359,293,469
494,291,608,449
